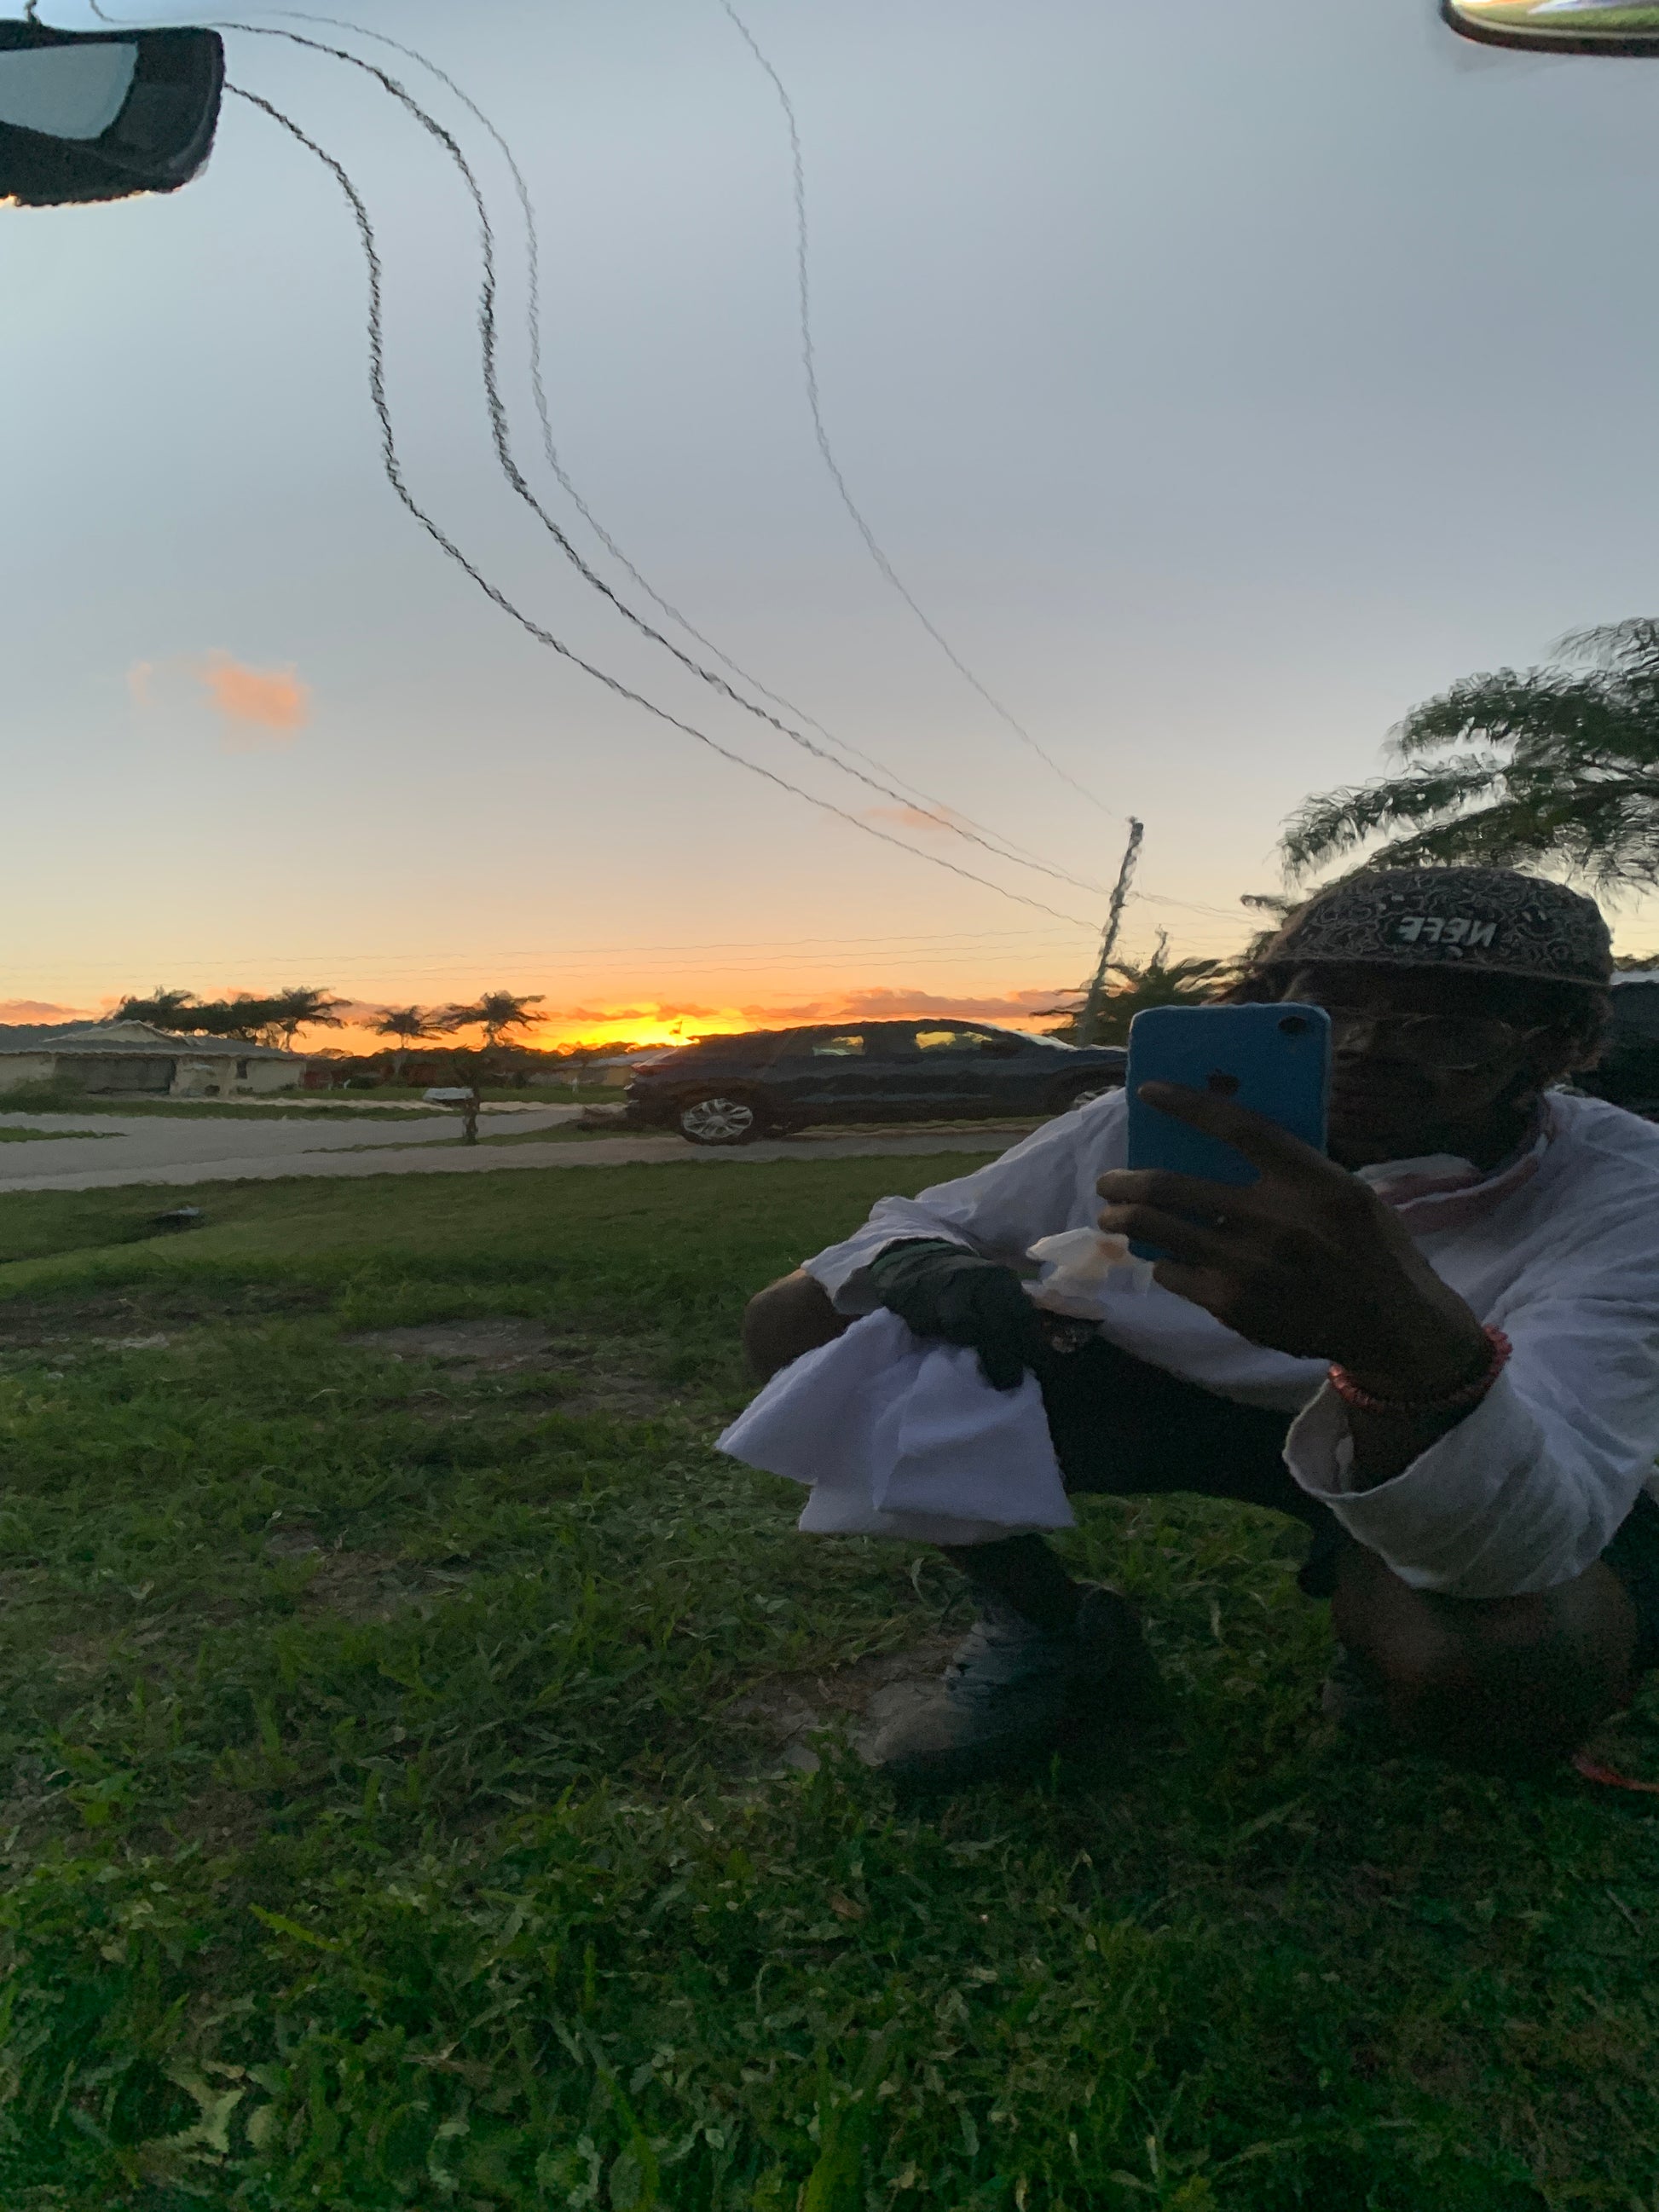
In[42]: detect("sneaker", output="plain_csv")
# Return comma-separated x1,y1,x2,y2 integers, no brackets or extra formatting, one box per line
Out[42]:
865,1583,1164,1792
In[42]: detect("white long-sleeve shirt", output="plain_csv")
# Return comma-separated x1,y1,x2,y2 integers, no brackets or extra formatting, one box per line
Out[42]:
761,1089,1659,1598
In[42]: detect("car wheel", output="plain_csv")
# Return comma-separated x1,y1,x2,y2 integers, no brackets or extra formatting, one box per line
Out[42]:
677,1093,765,1146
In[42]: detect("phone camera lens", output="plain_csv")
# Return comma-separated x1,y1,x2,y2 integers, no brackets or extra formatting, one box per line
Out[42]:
1278,1014,1309,1037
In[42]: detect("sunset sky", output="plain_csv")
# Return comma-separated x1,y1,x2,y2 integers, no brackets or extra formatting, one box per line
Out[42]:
4,0,1658,1049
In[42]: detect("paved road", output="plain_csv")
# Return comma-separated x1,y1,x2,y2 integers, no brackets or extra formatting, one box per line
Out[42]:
0,1105,578,1193
0,1107,1035,1193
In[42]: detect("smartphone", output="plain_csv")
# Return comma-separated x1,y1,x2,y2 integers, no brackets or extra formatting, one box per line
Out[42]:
1124,1004,1331,1256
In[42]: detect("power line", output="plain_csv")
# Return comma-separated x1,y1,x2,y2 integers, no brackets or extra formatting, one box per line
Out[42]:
213,26,1108,905
223,83,1095,932
716,0,1119,820
9,915,1246,996
1,922,1093,974
0,922,1104,981
9,913,1241,973
11,927,1237,997
246,11,1096,894
3,905,1242,980
94,0,1099,895
1136,889,1256,921
92,2,1125,894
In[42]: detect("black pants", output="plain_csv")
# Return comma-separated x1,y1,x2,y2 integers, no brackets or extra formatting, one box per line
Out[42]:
1027,1328,1659,1656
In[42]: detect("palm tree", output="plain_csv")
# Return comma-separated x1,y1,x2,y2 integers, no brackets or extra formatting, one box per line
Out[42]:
436,990,545,1050
116,987,199,1028
209,996,279,1042
371,1006,442,1077
118,990,269,1040
1281,619,1659,889
1045,933,1229,1046
267,986,346,1049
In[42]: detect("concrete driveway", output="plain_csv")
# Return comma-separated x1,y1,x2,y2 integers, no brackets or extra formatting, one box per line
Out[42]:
0,1106,1036,1193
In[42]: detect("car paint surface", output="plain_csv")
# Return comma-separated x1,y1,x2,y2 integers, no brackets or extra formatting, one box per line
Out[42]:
623,1020,1126,1136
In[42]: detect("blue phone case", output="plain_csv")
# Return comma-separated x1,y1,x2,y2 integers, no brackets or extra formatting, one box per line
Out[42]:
1124,1004,1331,1257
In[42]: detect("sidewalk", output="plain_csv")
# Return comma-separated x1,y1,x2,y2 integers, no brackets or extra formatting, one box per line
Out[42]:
0,1107,1036,1193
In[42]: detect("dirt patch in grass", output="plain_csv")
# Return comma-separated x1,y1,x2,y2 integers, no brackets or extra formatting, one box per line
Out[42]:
725,1636,959,1772
263,1522,471,1623
0,1758,77,1857
165,1783,273,1857
348,1318,680,1420
347,1318,556,1370
51,1628,122,1679
517,1366,676,1422
298,1549,425,1624
0,1282,330,1352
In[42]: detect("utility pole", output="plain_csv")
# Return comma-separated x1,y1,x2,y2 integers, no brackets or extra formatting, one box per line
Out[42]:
1076,818,1143,1046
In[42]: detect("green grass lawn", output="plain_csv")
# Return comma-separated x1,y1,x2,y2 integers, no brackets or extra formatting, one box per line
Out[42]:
474,1122,657,1146
0,1127,108,1144
0,1161,1656,2209
327,1127,607,1158
0,1087,448,1123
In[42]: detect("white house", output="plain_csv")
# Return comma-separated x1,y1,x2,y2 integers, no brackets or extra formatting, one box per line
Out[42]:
0,1021,308,1099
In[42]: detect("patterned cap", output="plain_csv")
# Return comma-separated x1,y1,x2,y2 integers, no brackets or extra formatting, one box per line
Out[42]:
1263,868,1613,987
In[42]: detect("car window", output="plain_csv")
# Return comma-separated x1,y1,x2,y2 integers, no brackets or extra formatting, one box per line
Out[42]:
914,1027,1006,1054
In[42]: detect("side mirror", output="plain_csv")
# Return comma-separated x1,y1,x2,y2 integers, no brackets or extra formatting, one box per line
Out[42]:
0,22,224,207
1442,2,1659,54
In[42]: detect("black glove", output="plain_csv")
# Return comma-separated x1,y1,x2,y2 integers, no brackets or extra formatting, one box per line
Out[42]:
864,1239,1043,1392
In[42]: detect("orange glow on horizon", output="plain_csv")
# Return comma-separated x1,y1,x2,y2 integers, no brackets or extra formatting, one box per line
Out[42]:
529,1013,751,1053
511,992,1073,1054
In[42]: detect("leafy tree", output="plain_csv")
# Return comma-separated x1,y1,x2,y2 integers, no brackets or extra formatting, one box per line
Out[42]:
1281,619,1659,890
193,997,277,1042
373,1006,441,1049
431,1042,502,1144
266,986,346,1048
371,1006,442,1077
437,990,545,1049
115,990,262,1039
114,985,344,1050
1045,933,1228,1046
115,987,199,1028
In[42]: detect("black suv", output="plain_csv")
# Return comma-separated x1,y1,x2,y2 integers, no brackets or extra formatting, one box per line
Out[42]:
623,1020,1128,1146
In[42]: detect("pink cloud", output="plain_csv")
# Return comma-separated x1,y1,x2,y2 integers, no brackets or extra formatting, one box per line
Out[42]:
834,985,1066,1020
127,650,313,748
0,998,92,1023
538,1002,722,1025
725,985,1069,1025
737,1001,830,1023
193,650,311,747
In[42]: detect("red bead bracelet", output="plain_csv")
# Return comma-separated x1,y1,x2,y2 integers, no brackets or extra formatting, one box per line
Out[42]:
1328,1325,1512,1417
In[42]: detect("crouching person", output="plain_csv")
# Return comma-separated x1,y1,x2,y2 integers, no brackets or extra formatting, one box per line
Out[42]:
726,869,1659,1789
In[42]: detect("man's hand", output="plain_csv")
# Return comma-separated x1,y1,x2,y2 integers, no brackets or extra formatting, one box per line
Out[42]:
1096,1083,1491,1401
865,1239,1044,1392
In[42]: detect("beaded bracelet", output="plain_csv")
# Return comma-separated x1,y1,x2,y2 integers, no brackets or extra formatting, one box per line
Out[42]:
1328,1325,1512,1418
